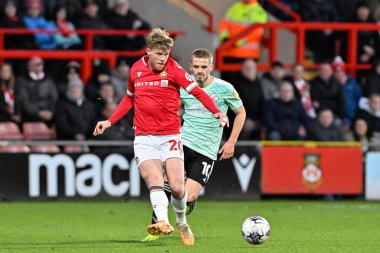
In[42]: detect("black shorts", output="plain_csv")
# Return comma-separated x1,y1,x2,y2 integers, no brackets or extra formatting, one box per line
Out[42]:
183,145,216,186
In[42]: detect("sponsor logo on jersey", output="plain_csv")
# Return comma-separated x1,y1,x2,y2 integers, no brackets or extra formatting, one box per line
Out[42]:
134,81,160,87
302,154,322,189
160,69,168,78
185,72,193,82
210,93,219,102
160,80,169,87
137,71,142,77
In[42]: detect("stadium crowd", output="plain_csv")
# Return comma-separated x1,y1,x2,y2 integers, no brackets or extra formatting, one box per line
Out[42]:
1,0,380,153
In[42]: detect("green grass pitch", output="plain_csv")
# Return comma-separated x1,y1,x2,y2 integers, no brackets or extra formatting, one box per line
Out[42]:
0,200,379,253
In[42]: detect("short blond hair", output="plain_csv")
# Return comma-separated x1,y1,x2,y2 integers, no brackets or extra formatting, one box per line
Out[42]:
146,28,174,50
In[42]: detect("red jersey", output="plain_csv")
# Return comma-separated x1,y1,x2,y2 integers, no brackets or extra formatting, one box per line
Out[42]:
109,56,221,136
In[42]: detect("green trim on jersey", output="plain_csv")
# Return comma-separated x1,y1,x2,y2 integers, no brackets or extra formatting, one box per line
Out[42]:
181,77,243,160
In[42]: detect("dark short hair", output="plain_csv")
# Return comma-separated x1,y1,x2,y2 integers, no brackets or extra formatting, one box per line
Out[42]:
192,48,213,63
271,61,284,68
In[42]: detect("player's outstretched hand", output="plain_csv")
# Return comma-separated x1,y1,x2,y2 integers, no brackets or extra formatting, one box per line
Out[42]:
93,120,111,136
214,113,229,128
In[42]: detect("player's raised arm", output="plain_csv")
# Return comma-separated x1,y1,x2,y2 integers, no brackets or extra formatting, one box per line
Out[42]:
174,64,229,127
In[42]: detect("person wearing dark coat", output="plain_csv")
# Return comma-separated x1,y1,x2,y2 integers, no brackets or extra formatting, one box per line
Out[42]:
55,78,96,140
264,81,309,140
355,93,380,140
310,63,345,120
233,59,264,140
284,63,316,118
364,60,380,97
0,0,37,49
309,108,343,141
18,57,58,124
299,0,338,62
0,62,20,123
105,0,150,64
77,0,109,50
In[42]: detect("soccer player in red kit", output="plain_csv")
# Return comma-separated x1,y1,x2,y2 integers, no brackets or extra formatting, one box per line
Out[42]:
93,28,228,246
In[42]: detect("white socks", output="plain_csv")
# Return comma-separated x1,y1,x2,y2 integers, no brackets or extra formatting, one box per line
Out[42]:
150,187,169,223
171,192,188,227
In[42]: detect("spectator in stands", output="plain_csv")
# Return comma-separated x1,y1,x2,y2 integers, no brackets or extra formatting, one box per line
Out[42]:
309,108,343,141
284,63,316,118
355,93,380,142
218,0,268,62
233,59,264,140
310,63,345,120
23,0,56,49
364,60,380,97
349,119,370,152
337,2,379,64
93,82,116,118
78,0,108,50
352,2,379,64
50,5,81,49
264,81,309,140
0,63,20,123
84,61,111,103
299,0,338,62
261,61,285,101
18,56,58,124
111,57,129,102
218,0,267,82
105,0,150,61
0,0,37,49
55,78,96,140
91,100,134,152
57,61,81,98
332,56,362,128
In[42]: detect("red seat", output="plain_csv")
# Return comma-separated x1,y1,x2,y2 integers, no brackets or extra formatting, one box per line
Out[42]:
0,145,30,153
30,145,60,153
64,145,86,153
23,122,52,140
0,122,24,140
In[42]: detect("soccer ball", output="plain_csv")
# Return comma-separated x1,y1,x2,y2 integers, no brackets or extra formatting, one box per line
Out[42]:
241,216,271,244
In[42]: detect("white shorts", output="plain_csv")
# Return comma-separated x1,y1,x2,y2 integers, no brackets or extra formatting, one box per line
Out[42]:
133,134,184,167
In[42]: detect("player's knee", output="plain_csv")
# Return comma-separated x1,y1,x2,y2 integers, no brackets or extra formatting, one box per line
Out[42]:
145,175,163,187
170,185,185,199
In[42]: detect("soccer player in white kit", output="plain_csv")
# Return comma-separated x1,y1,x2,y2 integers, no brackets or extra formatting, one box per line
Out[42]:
93,29,228,246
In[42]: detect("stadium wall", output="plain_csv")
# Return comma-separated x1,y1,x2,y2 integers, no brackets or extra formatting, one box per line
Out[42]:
0,143,373,201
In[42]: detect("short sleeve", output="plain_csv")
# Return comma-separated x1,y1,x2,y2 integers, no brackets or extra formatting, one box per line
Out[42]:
173,62,198,93
225,85,243,111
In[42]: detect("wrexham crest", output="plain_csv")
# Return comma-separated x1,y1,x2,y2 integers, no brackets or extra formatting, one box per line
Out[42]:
302,154,322,189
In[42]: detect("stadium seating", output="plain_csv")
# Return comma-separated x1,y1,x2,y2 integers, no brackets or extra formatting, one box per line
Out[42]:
0,122,24,140
30,145,60,153
63,145,87,153
0,145,30,153
22,122,53,140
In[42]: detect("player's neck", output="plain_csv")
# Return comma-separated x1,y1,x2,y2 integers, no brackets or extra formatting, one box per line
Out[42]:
198,76,213,88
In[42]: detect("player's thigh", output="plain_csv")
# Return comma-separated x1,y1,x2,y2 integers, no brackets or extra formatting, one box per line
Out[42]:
134,135,161,167
185,178,203,202
165,157,185,198
183,145,215,187
134,135,164,188
139,159,164,188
